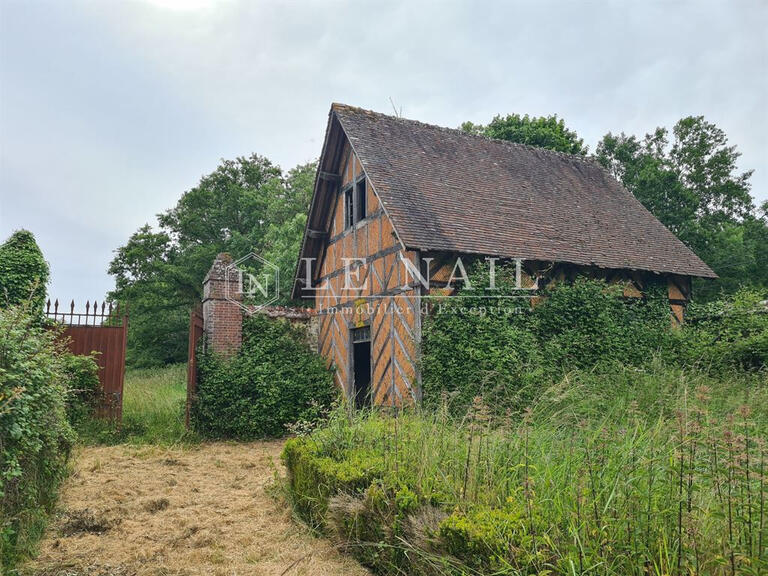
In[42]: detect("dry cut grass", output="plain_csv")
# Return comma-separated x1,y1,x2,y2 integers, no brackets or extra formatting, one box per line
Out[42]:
22,441,369,576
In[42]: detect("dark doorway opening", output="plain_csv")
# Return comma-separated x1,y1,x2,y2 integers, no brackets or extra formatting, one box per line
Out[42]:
351,326,372,409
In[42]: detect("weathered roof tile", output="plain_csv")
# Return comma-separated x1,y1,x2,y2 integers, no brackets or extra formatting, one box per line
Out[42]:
332,103,716,278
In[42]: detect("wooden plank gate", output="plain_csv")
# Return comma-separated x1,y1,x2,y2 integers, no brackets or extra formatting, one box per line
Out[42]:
45,299,128,420
186,305,204,428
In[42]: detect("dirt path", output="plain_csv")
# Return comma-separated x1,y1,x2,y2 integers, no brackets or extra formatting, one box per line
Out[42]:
24,441,368,576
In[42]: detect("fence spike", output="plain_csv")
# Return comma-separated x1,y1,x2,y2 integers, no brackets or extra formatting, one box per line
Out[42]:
54,299,59,315
108,301,113,316
46,299,51,315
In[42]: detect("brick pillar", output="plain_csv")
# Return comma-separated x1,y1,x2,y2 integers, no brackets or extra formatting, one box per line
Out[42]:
202,253,243,357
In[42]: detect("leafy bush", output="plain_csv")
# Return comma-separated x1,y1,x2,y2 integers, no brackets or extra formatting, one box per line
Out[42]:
423,272,675,414
683,287,768,370
284,367,768,576
191,314,337,439
283,436,384,527
0,230,49,313
0,303,74,570
61,353,101,425
440,505,545,572
535,277,673,367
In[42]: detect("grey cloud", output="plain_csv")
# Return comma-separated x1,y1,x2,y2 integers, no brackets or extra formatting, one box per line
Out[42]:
1,0,766,302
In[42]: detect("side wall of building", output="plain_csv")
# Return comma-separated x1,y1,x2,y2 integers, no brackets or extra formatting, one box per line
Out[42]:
314,140,420,406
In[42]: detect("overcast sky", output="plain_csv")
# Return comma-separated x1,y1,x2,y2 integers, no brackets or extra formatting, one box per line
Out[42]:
1,0,766,304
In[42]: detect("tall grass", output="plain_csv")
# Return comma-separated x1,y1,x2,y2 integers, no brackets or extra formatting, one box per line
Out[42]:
292,364,768,575
77,363,195,445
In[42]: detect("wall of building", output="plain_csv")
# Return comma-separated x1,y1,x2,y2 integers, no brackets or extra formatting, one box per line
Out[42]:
313,141,420,406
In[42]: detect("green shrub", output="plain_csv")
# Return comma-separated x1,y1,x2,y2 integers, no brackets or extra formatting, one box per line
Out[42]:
283,435,422,573
423,273,675,414
0,230,49,313
191,314,337,439
282,437,384,528
684,287,768,370
61,353,101,425
440,505,545,571
535,277,673,367
0,303,74,570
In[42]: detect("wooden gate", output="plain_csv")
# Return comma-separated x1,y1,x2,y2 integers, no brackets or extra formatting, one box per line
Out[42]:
186,305,204,428
45,299,128,420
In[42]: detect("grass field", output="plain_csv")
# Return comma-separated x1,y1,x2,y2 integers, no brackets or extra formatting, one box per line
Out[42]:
78,363,195,445
285,364,768,575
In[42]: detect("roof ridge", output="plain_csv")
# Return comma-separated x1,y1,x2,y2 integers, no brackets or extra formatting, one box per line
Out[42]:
330,102,602,167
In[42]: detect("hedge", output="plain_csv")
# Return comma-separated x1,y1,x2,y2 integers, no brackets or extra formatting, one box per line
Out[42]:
191,313,338,439
0,230,49,313
283,435,556,574
0,230,99,570
0,304,74,569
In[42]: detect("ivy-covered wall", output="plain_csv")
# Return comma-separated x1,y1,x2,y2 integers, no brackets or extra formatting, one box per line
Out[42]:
422,270,680,415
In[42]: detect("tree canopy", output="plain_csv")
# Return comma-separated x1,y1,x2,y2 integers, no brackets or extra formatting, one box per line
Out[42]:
109,155,314,367
461,113,588,155
596,116,766,299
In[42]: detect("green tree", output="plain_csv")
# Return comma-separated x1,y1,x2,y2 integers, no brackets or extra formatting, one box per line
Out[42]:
109,155,316,367
108,226,187,366
671,116,754,221
596,129,699,241
462,113,588,155
596,117,765,300
261,162,315,299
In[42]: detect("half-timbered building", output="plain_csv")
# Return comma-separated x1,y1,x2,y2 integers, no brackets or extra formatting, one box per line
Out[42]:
293,104,716,407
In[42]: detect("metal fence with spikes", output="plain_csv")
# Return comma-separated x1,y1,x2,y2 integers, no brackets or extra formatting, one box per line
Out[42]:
45,299,127,326
45,299,128,420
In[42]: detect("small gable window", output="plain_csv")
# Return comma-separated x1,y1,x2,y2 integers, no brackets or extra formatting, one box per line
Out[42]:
344,176,368,229
356,177,367,222
344,187,354,228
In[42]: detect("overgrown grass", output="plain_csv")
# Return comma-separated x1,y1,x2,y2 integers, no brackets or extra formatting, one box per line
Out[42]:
77,363,196,445
284,364,768,575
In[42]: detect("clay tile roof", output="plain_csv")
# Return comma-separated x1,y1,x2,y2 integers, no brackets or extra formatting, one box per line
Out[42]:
331,103,716,278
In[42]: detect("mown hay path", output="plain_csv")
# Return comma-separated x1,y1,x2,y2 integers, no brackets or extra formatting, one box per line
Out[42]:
24,441,369,576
